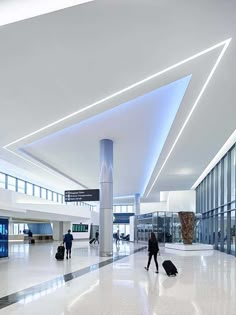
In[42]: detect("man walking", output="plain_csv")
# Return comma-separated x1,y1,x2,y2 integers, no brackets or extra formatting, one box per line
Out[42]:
63,229,73,259
94,230,99,244
116,229,120,246
28,229,33,244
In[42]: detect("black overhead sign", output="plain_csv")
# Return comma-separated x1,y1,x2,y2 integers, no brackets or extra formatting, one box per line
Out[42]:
64,189,100,202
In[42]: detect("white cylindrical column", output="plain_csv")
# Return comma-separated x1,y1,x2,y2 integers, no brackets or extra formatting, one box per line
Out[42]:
134,193,140,215
99,139,113,257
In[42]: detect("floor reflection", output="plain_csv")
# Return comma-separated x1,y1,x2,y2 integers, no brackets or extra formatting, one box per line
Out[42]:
0,244,146,310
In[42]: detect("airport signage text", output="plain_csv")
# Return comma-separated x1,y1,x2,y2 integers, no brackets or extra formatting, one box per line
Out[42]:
64,189,100,202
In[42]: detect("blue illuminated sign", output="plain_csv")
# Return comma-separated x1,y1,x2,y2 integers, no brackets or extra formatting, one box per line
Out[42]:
113,213,134,224
0,218,8,258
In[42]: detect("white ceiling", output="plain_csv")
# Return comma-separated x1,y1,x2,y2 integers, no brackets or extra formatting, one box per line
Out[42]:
0,0,235,202
0,0,93,27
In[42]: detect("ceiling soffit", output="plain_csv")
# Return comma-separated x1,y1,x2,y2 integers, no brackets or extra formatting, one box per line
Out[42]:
1,39,230,199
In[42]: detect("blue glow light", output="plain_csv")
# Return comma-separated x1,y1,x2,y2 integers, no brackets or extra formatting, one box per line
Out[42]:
140,74,192,195
23,75,192,196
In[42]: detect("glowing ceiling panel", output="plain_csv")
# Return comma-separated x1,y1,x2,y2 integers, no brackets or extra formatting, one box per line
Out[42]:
22,75,192,196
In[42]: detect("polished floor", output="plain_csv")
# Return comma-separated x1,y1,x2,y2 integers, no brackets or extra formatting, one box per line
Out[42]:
0,241,236,315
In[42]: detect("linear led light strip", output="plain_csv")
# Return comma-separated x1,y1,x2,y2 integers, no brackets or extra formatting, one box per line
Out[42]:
191,128,236,190
4,147,84,185
3,38,231,188
146,38,231,197
3,39,231,149
113,195,134,199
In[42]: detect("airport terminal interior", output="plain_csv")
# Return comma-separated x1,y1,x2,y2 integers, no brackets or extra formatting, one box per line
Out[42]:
0,1,236,314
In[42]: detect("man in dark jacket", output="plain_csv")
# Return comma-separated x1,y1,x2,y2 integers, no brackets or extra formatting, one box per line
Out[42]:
63,229,73,259
28,230,33,244
94,230,99,244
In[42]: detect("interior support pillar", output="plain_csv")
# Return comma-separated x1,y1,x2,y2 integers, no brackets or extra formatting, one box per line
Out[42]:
99,139,113,257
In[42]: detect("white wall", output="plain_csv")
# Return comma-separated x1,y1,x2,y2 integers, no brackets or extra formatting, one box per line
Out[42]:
140,201,167,214
140,190,196,215
52,221,63,241
0,188,91,222
68,206,99,240
54,221,85,241
63,222,71,235
160,191,169,202
70,220,90,240
167,190,196,212
90,207,99,225
0,188,16,204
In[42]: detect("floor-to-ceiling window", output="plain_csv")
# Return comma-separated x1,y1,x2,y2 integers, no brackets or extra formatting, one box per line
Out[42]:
113,205,134,239
196,143,236,256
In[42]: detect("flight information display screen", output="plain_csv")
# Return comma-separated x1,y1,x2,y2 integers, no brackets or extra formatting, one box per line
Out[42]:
0,218,8,258
72,224,88,233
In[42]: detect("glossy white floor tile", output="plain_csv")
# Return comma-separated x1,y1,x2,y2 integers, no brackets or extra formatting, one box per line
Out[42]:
1,241,236,314
0,241,109,297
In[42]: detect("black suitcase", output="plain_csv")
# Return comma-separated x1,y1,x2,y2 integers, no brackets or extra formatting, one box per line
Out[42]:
162,260,178,276
55,245,65,260
89,238,95,244
55,252,64,260
58,245,65,254
31,239,35,244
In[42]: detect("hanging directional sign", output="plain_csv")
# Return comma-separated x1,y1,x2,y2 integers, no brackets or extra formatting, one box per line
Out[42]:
113,213,134,224
64,189,100,202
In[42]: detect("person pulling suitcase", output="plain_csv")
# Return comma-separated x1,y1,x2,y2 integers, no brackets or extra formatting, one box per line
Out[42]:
55,243,65,260
94,230,99,244
162,260,178,276
89,238,95,244
156,250,178,276
63,229,73,259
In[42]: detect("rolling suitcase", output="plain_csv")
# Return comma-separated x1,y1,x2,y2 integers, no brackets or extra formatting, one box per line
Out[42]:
162,260,178,276
55,245,65,260
31,239,35,244
89,238,95,244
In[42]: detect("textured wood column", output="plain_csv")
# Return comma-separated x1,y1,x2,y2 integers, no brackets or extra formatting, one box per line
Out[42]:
178,211,195,244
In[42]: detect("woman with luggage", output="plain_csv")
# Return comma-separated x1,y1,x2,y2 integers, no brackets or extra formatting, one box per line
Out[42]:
144,232,159,273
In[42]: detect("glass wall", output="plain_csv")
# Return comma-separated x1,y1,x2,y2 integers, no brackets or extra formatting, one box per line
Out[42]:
196,144,236,256
136,211,182,244
113,205,134,213
17,179,26,193
113,205,134,239
11,223,29,235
